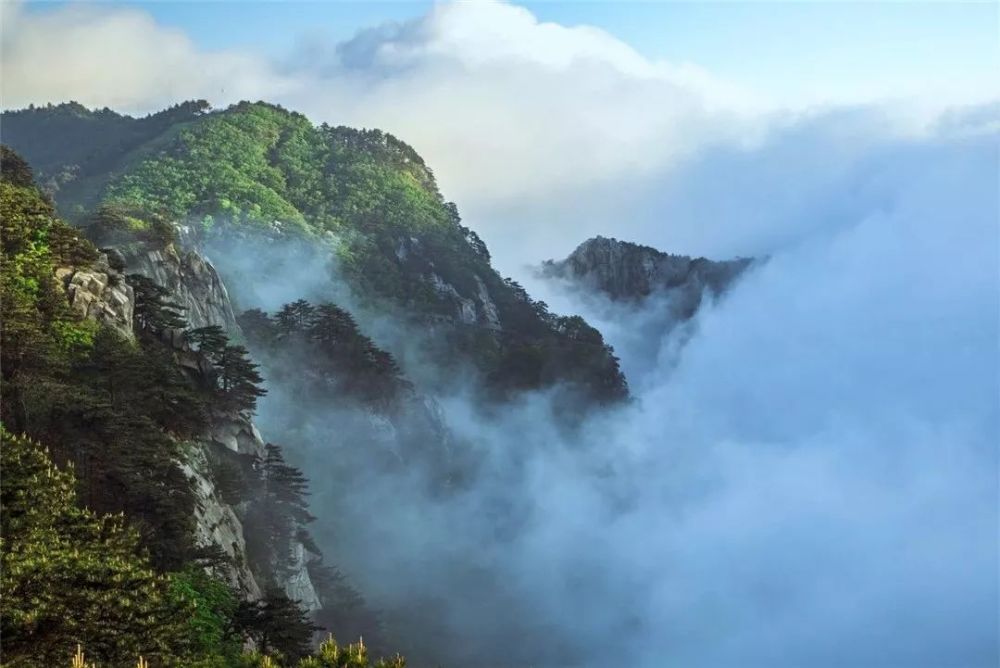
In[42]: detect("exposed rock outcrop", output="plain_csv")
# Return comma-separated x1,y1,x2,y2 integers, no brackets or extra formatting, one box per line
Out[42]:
116,243,239,334
283,541,323,611
104,236,322,610
53,246,269,600
541,236,753,319
182,444,263,599
56,252,134,338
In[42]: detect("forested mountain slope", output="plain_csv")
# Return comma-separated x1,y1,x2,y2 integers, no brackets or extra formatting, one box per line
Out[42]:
3,101,627,404
1,100,633,666
0,148,399,666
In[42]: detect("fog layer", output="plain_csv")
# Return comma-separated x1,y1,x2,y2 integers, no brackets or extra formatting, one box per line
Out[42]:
198,110,1000,667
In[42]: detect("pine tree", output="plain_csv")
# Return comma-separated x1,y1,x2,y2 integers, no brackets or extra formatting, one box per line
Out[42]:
186,325,229,362
245,444,316,582
0,145,35,188
129,273,187,334
0,428,195,665
262,443,315,526
217,344,267,413
234,590,319,662
275,299,315,337
238,308,276,345
307,303,357,347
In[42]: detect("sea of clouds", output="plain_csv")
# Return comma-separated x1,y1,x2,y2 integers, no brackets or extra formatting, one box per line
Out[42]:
3,1,997,665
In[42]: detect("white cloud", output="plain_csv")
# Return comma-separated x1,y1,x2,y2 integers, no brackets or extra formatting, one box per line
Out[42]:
316,114,998,667
5,0,993,270
276,1,769,247
1,0,765,268
0,1,290,114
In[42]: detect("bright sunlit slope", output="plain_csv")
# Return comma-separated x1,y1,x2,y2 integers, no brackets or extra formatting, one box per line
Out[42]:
2,100,628,405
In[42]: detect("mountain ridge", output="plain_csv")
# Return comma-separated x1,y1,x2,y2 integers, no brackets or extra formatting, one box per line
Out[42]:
542,235,753,302
3,100,628,405
541,235,753,325
0,145,401,664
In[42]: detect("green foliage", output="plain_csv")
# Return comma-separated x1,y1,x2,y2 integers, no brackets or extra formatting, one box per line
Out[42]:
187,325,269,415
82,203,178,250
0,100,212,200
234,636,405,668
297,635,406,668
1,144,37,188
129,272,188,334
239,301,409,410
0,146,406,667
0,154,99,431
4,101,628,401
1,154,206,571
48,328,205,570
234,590,320,663
216,344,268,414
206,445,253,506
244,443,315,587
0,428,196,666
167,567,242,660
309,562,388,661
99,103,314,232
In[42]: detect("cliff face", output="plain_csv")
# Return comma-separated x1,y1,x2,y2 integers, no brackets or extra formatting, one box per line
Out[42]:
101,236,322,610
115,242,240,334
541,236,753,318
55,252,134,339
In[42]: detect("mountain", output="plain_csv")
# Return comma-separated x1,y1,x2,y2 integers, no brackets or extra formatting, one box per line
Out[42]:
2,100,627,405
541,235,753,318
0,147,397,665
1,101,633,666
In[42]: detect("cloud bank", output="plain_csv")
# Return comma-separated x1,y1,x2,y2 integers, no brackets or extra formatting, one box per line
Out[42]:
0,2,288,114
451,119,998,668
204,112,998,667
8,0,975,269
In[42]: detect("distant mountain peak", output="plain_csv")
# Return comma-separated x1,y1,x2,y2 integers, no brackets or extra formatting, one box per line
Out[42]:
541,235,753,319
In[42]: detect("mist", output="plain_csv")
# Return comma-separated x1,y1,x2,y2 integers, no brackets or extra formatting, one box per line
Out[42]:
2,0,996,664
192,106,1000,667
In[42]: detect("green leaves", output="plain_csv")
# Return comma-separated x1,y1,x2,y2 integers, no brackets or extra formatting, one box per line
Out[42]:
7,104,629,402
239,300,410,409
167,567,241,659
129,273,188,334
0,429,196,666
234,590,320,663
0,145,412,667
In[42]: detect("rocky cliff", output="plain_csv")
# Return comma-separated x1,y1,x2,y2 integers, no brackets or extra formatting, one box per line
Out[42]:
55,251,134,339
95,235,322,610
114,239,240,334
541,236,753,318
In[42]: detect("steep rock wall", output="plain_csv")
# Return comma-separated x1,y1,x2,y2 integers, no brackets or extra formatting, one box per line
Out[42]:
106,238,322,610
113,243,239,333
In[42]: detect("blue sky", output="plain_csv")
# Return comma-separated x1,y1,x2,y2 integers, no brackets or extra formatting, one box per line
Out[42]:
22,0,1000,105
